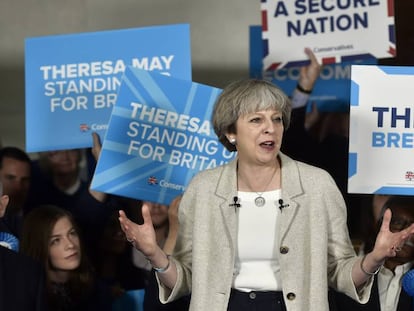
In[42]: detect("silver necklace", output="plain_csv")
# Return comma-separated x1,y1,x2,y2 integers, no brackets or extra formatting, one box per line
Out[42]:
241,166,278,207
254,195,266,207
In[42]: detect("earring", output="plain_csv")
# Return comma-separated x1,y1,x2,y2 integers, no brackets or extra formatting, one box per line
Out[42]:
229,137,236,145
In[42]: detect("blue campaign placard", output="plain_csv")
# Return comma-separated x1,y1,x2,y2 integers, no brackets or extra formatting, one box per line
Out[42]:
348,65,414,195
249,25,376,112
91,67,236,205
25,24,191,152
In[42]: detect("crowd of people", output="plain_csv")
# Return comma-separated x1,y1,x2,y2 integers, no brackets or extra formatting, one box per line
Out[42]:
0,48,413,311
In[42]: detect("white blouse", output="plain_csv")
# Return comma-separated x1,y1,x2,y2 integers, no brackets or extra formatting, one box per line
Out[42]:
232,189,282,292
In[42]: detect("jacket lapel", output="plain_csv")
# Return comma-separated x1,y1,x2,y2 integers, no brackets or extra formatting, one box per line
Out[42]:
278,152,304,242
216,159,239,253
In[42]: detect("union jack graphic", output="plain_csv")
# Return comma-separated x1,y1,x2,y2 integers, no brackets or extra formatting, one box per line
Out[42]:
405,171,414,181
147,176,158,185
80,124,90,132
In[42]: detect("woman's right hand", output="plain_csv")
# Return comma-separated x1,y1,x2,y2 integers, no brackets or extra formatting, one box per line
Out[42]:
118,202,158,257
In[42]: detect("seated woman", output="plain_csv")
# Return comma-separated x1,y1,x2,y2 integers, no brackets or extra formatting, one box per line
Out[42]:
20,204,112,311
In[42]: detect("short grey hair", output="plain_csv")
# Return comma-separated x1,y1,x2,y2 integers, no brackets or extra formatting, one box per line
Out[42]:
212,79,291,152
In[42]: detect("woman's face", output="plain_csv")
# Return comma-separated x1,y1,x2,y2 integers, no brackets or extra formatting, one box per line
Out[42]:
49,216,81,272
232,109,284,165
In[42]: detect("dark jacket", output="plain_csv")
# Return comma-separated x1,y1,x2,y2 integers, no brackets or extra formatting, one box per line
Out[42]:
330,276,412,311
0,246,46,311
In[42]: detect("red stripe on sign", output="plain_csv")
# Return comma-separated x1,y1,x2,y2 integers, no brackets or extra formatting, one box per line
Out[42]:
261,10,268,31
266,63,280,71
388,46,396,56
322,57,336,64
387,0,394,17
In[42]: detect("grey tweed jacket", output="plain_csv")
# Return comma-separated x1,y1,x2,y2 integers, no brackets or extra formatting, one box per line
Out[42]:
159,152,373,311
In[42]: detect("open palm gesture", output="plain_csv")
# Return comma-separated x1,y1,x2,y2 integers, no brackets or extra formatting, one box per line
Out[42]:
118,202,159,257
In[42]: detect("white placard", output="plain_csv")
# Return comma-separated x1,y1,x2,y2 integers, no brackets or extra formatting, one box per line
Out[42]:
261,1,395,69
348,65,414,195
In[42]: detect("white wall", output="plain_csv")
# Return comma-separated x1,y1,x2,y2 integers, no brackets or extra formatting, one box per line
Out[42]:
0,0,260,150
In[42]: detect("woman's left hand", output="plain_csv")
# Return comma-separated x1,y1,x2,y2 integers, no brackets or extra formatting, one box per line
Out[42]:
372,209,414,262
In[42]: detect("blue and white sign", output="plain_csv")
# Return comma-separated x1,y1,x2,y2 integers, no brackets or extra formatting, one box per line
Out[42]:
261,0,395,69
25,24,191,152
91,67,236,205
348,65,414,195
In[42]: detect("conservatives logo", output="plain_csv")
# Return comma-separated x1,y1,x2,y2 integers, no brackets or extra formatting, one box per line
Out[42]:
147,176,158,185
80,124,90,132
80,123,109,132
146,176,186,192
